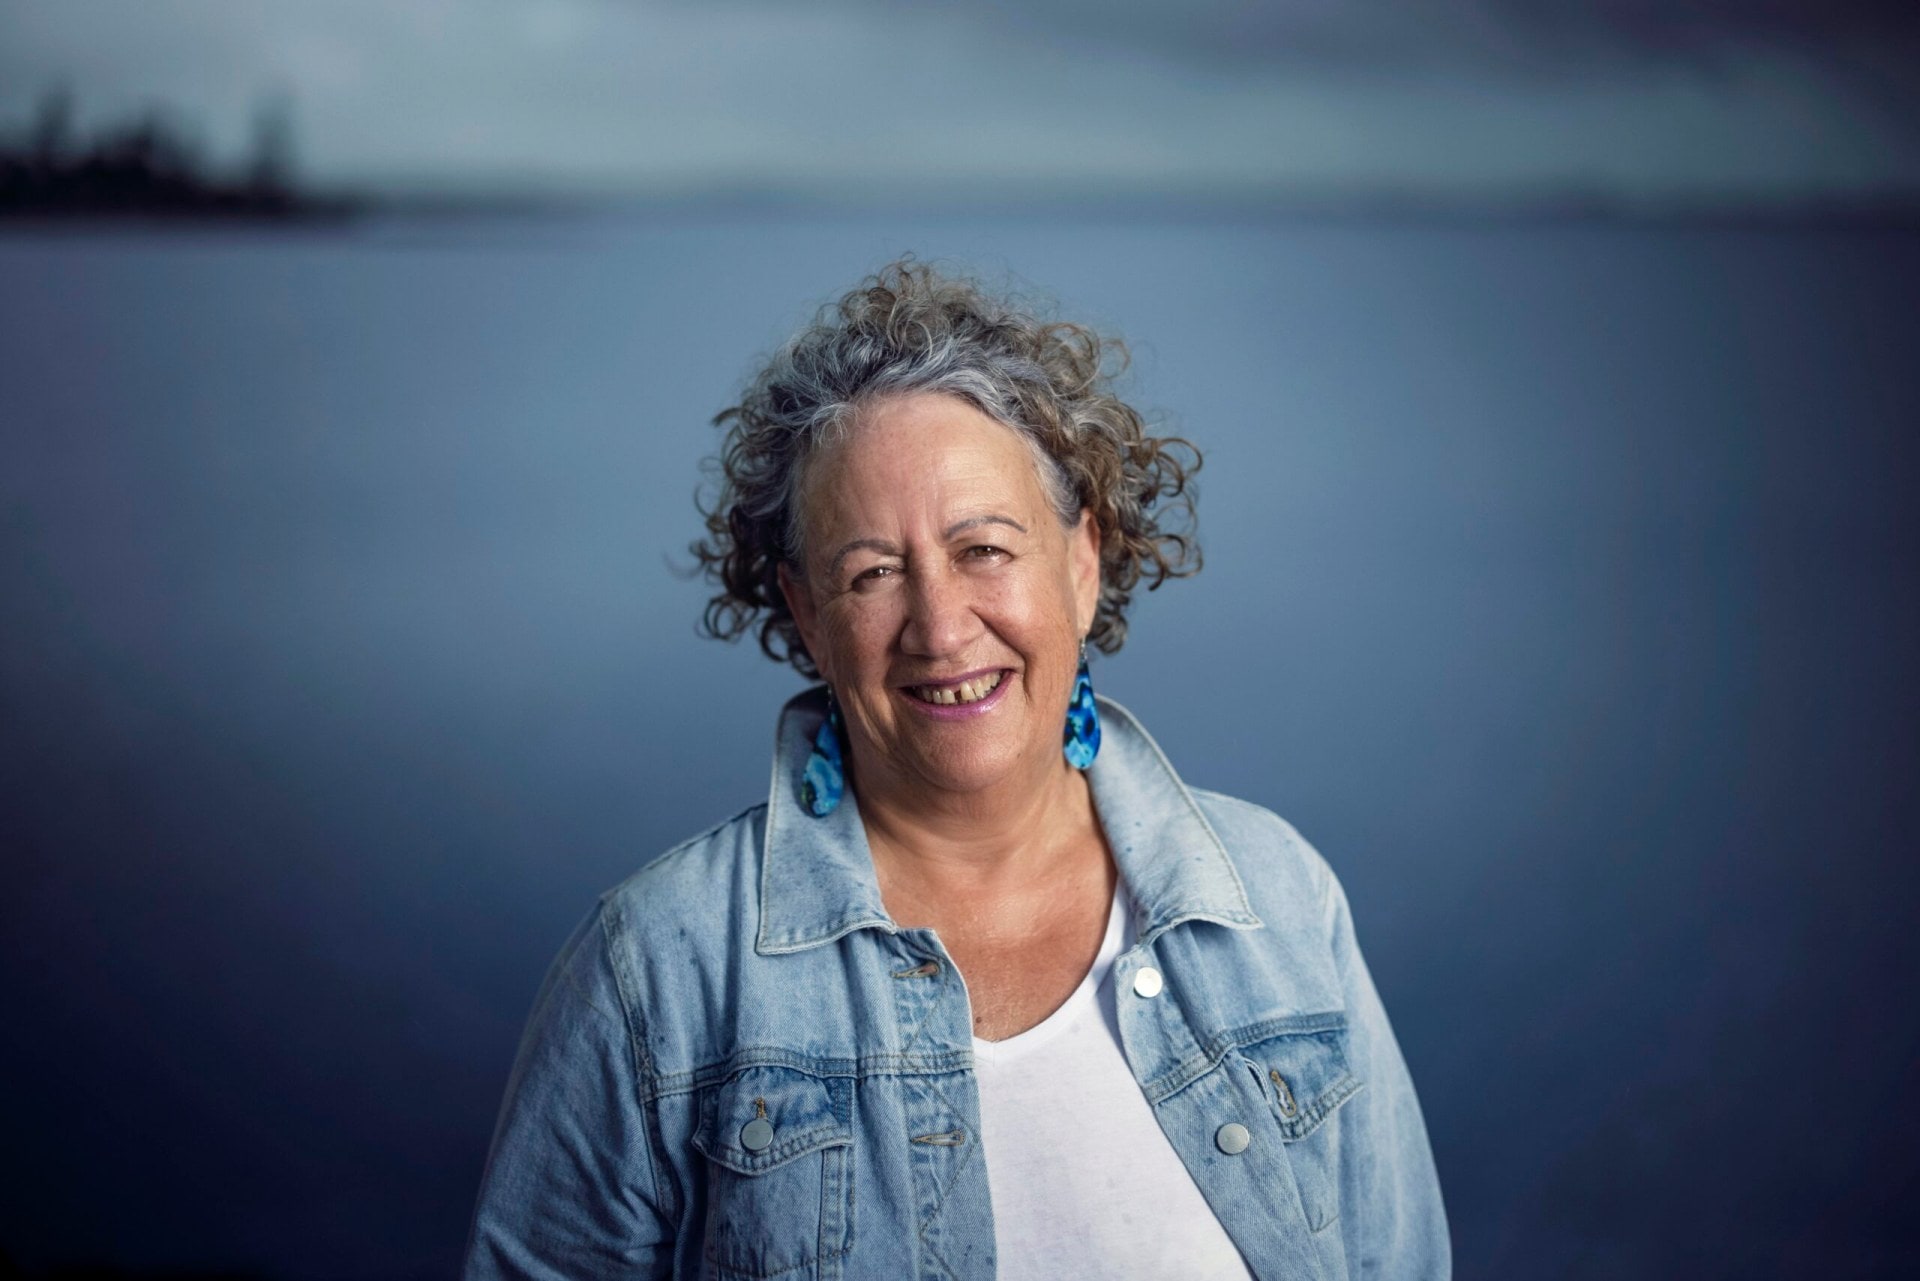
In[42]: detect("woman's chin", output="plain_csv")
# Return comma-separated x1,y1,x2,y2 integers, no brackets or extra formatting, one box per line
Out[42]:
855,676,1066,800
900,736,1041,800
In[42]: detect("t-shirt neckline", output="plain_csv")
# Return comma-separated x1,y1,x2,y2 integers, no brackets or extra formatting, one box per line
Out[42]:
970,877,1128,1064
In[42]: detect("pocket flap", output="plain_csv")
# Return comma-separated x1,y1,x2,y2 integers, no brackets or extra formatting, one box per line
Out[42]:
692,1065,854,1175
1242,1021,1363,1140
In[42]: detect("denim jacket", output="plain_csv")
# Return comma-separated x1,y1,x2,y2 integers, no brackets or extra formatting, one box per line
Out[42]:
465,688,1449,1280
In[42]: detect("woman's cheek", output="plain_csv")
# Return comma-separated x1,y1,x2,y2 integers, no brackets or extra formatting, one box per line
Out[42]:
826,599,899,672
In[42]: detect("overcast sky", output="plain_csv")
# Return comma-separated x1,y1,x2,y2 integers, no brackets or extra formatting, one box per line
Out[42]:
2,0,1916,207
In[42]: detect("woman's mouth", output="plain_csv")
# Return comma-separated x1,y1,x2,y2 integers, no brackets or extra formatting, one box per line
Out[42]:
906,670,1006,706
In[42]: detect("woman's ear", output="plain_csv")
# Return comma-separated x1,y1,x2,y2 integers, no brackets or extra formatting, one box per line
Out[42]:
1070,508,1101,636
777,562,826,679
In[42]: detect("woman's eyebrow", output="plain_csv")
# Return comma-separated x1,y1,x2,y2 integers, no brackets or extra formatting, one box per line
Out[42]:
826,537,900,580
944,514,1028,540
825,517,1027,579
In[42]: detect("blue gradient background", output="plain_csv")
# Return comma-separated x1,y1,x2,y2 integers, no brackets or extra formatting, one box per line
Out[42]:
2,215,1917,1277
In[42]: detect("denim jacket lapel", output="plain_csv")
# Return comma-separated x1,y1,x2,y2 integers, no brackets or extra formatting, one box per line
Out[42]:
754,685,1261,957
1086,695,1265,943
756,686,896,955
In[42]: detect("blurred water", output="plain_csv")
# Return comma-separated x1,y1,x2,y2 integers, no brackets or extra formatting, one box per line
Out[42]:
2,212,1916,1278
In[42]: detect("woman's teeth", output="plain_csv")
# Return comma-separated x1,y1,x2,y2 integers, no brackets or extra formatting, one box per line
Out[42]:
911,672,1005,706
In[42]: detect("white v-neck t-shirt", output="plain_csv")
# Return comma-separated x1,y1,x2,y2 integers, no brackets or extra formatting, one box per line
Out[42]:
970,882,1256,1280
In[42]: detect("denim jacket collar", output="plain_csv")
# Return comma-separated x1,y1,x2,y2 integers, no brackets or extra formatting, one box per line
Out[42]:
756,684,1262,956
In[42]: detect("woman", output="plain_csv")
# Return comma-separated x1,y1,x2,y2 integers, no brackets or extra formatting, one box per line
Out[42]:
465,261,1449,1279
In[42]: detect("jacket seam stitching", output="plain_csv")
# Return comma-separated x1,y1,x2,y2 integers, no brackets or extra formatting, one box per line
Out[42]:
644,1052,978,1102
600,896,678,1220
1144,1011,1352,1102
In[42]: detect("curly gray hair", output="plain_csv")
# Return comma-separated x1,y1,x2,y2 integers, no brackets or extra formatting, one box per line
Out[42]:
693,258,1201,678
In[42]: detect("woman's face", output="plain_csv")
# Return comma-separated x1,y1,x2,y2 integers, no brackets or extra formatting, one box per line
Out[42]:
781,392,1101,803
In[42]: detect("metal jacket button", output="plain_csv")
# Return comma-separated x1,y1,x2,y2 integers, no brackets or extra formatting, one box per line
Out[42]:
1132,966,1164,998
1215,1122,1251,1155
740,1118,775,1152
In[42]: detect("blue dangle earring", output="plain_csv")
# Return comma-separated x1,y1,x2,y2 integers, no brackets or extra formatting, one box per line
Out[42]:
801,686,846,817
1063,641,1101,770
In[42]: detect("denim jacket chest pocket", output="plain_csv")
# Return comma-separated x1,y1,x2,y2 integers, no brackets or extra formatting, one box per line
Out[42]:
690,1064,856,1280
1236,1021,1364,1234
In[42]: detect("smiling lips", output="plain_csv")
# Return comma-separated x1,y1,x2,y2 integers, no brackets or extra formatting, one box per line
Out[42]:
906,670,1007,706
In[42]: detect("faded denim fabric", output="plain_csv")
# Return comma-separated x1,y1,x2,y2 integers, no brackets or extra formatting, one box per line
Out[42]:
465,688,1450,1280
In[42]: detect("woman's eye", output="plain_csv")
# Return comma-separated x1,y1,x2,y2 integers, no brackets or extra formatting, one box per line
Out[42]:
965,544,1008,561
851,564,896,587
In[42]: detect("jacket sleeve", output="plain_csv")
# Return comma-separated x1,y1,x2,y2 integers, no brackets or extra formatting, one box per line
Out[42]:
1324,865,1452,1279
463,902,676,1280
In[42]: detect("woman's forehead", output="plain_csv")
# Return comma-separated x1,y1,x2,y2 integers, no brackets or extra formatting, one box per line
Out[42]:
801,395,1053,532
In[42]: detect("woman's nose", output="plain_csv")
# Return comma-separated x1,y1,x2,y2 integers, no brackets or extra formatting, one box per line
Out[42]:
899,567,980,658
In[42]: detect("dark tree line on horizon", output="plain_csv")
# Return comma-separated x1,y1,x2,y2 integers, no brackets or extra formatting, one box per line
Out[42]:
0,88,354,221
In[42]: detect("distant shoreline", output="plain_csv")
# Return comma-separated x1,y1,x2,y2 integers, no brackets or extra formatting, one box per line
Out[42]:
4,190,1919,235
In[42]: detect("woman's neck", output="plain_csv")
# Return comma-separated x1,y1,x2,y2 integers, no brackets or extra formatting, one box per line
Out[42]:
853,752,1105,910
